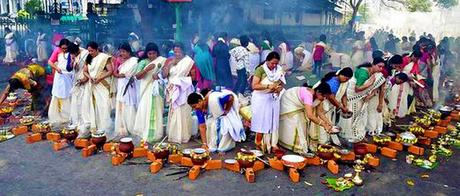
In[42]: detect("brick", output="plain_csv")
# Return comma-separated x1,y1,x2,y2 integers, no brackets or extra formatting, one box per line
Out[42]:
381,147,397,159
82,145,97,158
74,139,90,149
438,119,450,127
340,152,356,161
133,148,148,158
253,161,265,172
103,143,117,153
181,157,193,167
168,154,183,164
418,138,431,146
408,145,425,156
31,124,39,133
25,133,42,144
147,151,156,162
224,162,240,172
388,141,404,151
245,168,255,183
367,157,380,167
433,126,447,134
205,160,222,170
12,126,28,135
269,158,284,171
53,140,68,151
188,166,201,181
150,160,163,174
306,156,321,166
327,160,339,175
46,132,61,142
451,113,460,121
365,143,378,154
288,168,300,183
424,130,439,139
111,154,126,166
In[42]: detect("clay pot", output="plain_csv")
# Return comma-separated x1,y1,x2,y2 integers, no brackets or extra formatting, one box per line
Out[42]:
281,155,306,169
318,145,335,160
192,156,209,166
91,130,107,149
62,131,78,142
353,143,368,156
237,151,255,168
440,106,453,119
91,136,107,149
153,144,170,160
238,159,255,168
273,148,286,160
119,137,135,155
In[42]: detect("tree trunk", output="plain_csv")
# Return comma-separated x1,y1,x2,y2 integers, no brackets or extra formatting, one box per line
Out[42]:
348,0,363,33
137,0,154,41
349,8,358,32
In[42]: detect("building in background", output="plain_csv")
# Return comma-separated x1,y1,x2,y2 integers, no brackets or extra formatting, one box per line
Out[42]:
0,0,27,15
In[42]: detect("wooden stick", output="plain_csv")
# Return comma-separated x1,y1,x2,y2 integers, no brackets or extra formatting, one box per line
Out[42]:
154,136,168,149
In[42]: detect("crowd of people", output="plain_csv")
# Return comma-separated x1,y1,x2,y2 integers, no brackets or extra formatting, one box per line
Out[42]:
0,28,457,156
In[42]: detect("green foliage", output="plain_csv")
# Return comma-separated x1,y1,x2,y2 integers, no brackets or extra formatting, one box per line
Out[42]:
358,3,370,22
434,0,459,8
24,0,43,15
17,10,30,19
405,0,433,12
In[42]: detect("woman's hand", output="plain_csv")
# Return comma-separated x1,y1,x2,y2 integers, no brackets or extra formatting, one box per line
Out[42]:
115,73,125,78
323,122,333,133
340,106,349,113
91,77,101,84
55,67,62,74
146,63,156,72
77,77,89,86
153,74,160,80
377,103,383,113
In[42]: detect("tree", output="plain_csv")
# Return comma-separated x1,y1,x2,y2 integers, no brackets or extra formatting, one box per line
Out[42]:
24,0,43,16
339,0,459,31
405,0,432,12
434,0,459,8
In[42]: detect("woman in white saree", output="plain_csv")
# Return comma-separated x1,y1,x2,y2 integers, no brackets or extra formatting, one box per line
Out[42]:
3,27,17,65
278,41,294,73
312,68,353,145
162,43,195,144
68,44,90,137
339,62,386,142
113,43,139,139
251,51,285,153
48,39,74,126
80,42,114,139
187,89,246,152
351,34,365,68
365,58,387,136
278,83,333,154
386,55,412,118
133,43,167,143
36,30,48,64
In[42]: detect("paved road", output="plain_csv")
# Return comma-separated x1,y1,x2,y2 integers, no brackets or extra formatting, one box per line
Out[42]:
1,65,460,195
0,134,459,195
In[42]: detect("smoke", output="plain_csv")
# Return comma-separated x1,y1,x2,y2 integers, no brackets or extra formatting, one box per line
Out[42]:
359,5,460,40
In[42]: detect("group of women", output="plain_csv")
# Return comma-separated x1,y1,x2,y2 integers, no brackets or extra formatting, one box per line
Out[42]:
4,34,430,157
39,39,200,146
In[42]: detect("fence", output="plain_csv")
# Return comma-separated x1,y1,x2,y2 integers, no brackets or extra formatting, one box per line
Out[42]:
0,15,112,62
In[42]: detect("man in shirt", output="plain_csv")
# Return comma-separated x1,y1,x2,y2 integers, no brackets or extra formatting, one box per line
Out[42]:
229,35,250,97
